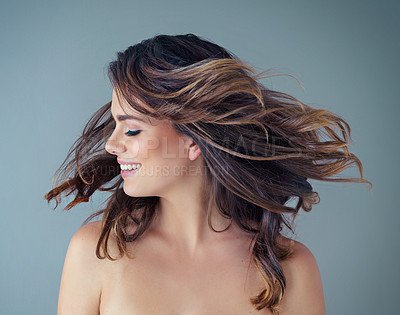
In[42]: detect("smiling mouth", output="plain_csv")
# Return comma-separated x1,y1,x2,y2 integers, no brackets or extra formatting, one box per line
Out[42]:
119,163,142,171
120,164,142,178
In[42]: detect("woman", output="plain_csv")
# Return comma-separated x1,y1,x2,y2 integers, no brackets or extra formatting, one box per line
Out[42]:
46,33,371,314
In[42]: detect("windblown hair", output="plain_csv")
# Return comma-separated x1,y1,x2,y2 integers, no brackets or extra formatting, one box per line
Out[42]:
45,33,372,314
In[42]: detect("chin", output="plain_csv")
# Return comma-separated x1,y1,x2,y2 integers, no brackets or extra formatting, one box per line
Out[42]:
122,181,156,198
122,182,141,197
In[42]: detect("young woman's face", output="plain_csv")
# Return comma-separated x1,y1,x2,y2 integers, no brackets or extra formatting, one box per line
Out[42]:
105,89,202,197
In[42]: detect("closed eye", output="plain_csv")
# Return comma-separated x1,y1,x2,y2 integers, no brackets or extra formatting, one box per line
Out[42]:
108,123,141,137
125,130,141,136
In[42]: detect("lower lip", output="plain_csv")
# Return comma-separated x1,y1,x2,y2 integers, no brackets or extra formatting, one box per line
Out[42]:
120,166,141,178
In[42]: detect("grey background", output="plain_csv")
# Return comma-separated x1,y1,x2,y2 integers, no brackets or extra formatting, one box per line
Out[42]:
0,0,398,314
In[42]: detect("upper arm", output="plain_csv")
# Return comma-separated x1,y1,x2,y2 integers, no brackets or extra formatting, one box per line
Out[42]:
57,221,104,315
279,240,326,315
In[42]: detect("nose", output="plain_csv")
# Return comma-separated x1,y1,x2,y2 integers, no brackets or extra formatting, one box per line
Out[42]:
105,131,126,155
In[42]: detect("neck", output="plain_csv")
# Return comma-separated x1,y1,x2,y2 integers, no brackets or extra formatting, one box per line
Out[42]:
148,167,233,255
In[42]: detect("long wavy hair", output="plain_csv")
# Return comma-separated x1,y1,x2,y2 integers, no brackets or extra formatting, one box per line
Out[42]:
45,33,372,314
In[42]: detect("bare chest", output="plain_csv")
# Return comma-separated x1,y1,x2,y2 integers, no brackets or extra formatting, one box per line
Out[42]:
99,242,272,315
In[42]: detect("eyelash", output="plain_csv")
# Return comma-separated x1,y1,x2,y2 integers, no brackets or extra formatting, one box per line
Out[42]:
125,130,141,136
110,126,141,137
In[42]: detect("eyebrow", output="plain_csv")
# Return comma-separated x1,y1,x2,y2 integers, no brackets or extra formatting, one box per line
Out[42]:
110,106,148,124
115,114,148,123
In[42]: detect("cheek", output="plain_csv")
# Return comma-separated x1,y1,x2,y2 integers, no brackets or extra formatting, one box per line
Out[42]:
150,135,192,176
163,138,194,178
124,139,141,157
125,136,161,161
162,134,191,165
162,136,186,161
138,133,186,160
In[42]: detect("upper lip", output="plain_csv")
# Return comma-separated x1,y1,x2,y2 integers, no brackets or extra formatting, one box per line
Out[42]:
117,159,141,165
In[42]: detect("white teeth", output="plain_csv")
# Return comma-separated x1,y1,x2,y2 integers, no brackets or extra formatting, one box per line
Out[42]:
120,163,141,171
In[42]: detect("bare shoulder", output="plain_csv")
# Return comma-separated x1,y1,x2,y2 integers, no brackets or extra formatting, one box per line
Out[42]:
278,237,318,267
58,220,104,315
65,220,105,264
70,220,123,257
70,220,103,244
278,238,326,315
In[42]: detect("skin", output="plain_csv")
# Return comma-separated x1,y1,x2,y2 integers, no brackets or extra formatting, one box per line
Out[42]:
57,88,326,314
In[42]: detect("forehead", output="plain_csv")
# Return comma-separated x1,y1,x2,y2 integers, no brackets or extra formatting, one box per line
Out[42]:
110,88,163,127
111,89,146,120
111,89,141,114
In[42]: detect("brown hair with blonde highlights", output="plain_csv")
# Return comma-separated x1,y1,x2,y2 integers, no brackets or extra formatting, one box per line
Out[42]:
45,33,372,314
